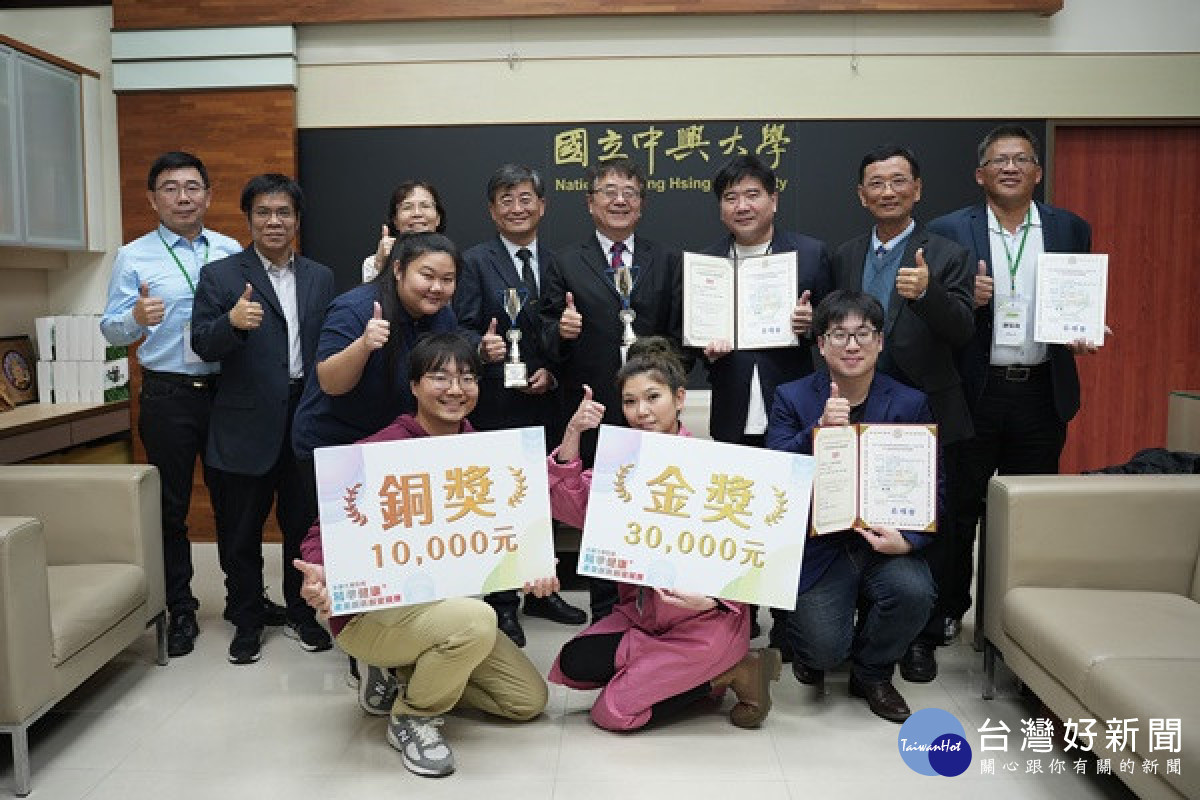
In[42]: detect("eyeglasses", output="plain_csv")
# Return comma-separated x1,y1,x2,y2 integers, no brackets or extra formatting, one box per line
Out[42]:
252,207,295,221
495,193,539,210
863,176,914,193
424,371,478,390
155,181,207,197
823,328,879,347
980,154,1039,170
592,185,643,202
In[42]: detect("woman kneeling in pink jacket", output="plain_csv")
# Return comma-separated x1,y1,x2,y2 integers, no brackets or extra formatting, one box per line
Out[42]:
546,336,782,731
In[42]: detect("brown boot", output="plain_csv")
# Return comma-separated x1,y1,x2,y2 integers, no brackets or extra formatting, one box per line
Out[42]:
712,647,782,729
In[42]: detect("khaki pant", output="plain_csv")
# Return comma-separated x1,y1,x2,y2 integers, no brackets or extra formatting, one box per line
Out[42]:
336,597,548,720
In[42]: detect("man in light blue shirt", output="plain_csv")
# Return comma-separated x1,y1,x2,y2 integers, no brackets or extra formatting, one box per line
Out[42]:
100,151,241,657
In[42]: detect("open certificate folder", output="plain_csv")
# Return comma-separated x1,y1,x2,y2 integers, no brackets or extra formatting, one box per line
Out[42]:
682,251,798,349
811,423,938,535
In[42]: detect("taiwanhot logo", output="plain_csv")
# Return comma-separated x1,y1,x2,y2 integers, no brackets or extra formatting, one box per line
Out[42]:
898,708,972,777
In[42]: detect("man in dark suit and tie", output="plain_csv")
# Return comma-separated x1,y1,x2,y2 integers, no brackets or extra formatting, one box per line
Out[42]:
832,145,975,682
928,124,1097,662
454,164,587,646
539,156,684,620
192,174,336,665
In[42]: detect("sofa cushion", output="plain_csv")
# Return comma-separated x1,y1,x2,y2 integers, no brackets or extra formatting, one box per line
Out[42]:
46,563,145,665
1085,658,1199,800
1003,588,1200,701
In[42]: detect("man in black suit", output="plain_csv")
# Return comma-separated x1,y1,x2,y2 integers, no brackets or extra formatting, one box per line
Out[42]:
539,156,684,620
192,174,336,665
832,145,975,681
928,124,1097,663
454,164,587,646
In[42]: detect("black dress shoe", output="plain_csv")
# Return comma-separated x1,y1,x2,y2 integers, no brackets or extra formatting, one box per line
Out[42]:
900,640,938,683
167,611,199,658
791,660,825,690
941,616,963,645
496,609,525,647
262,594,288,626
523,592,587,625
848,675,911,723
229,625,263,665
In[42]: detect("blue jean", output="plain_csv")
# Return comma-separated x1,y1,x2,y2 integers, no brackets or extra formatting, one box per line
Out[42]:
787,535,935,683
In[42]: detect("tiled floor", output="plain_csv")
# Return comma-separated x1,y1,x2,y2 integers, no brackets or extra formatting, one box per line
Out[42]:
3,543,1138,799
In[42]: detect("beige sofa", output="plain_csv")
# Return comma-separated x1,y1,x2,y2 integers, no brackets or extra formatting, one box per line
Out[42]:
0,465,166,797
983,474,1200,800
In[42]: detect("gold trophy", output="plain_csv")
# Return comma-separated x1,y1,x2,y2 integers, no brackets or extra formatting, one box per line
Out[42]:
501,287,529,388
615,265,637,364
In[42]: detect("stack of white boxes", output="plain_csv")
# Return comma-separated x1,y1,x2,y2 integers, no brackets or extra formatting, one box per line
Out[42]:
34,315,130,405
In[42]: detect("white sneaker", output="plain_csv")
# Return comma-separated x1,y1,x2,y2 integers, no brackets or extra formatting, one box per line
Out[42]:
386,714,455,777
357,659,400,716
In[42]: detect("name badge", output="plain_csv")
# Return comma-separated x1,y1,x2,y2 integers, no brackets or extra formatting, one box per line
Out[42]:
183,319,203,364
994,298,1028,347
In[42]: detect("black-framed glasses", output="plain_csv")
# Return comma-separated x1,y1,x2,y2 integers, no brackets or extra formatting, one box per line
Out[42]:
980,154,1039,170
424,371,478,390
823,328,879,347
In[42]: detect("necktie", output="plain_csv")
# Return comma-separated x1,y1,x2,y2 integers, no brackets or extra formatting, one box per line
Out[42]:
516,247,537,299
610,241,625,272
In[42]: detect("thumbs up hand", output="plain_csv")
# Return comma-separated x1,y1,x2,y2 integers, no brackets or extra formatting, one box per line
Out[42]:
566,384,606,435
360,301,390,351
374,223,396,272
132,281,165,327
790,289,814,337
229,283,263,330
896,247,930,299
973,260,994,308
480,317,507,363
820,381,851,427
559,291,583,340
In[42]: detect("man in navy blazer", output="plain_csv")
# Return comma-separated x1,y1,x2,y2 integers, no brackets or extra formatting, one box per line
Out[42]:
699,155,833,447
192,174,336,664
927,124,1097,653
767,290,937,724
454,164,586,645
832,145,974,682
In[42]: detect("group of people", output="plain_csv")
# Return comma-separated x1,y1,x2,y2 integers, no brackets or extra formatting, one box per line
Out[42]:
101,121,1098,777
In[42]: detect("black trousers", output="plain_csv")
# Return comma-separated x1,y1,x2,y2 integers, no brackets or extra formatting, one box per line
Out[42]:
212,389,316,628
138,374,217,616
942,367,1067,622
558,632,711,725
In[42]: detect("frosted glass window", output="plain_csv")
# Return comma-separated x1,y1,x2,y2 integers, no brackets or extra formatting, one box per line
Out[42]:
17,54,84,248
0,49,18,243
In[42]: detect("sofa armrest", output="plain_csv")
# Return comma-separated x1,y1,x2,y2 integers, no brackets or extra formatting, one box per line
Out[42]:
0,516,55,725
0,465,165,625
984,474,1200,644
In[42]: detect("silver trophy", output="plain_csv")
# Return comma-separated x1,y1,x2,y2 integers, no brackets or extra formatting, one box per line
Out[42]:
615,265,637,363
501,287,529,388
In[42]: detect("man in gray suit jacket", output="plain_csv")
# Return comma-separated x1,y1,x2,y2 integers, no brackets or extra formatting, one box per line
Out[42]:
192,174,335,665
832,145,974,683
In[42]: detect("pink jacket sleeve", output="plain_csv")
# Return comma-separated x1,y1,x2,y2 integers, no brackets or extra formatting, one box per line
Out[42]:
300,521,324,566
547,447,592,530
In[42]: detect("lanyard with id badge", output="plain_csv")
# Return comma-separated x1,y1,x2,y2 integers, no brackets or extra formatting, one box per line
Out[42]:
994,208,1032,348
158,230,209,364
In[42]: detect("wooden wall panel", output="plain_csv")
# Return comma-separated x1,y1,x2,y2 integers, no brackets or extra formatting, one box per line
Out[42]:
1054,125,1200,473
113,0,1061,29
117,87,296,541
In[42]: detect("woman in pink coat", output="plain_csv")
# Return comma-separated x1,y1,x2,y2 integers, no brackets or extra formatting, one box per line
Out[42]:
547,336,782,731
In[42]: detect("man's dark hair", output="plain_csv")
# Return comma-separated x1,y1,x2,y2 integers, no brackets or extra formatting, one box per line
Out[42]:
858,144,921,183
487,164,545,203
387,180,448,236
147,151,209,190
814,289,885,336
712,154,777,198
240,173,305,219
977,124,1041,166
585,157,645,196
409,331,482,383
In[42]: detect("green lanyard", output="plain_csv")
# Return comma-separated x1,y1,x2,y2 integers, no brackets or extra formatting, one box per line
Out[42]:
157,229,209,295
999,207,1032,293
